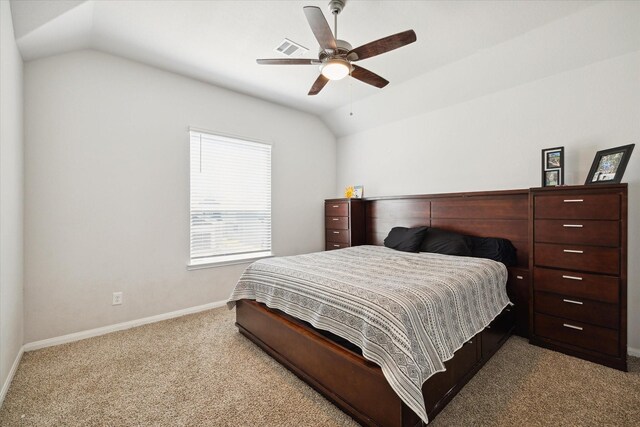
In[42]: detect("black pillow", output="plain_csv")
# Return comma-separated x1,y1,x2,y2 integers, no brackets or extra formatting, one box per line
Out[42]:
383,226,428,253
420,228,472,256
467,236,517,267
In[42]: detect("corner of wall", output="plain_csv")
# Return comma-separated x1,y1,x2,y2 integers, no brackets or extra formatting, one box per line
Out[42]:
0,0,26,406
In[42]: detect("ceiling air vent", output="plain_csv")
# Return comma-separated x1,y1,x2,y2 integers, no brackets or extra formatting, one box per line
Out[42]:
274,38,309,57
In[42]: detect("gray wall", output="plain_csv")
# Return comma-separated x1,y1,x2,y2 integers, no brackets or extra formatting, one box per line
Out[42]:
23,50,337,342
0,0,24,397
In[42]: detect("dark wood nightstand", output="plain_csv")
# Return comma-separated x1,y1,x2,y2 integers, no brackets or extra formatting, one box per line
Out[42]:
324,198,365,250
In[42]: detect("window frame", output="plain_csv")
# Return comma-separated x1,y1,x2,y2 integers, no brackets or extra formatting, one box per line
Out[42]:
186,127,273,269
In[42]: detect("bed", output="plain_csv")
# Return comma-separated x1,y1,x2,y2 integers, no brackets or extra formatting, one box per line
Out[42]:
229,189,530,426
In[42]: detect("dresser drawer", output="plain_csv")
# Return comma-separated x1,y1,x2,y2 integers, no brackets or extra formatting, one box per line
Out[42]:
534,194,620,220
325,216,349,230
534,220,619,247
533,267,619,303
325,202,349,217
326,242,349,250
326,229,350,244
535,243,619,275
534,313,619,356
534,291,618,329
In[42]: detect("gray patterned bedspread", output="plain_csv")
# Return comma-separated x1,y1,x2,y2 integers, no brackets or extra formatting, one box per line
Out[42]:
227,245,510,424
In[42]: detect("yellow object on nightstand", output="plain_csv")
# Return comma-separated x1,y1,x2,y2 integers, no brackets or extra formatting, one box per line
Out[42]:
344,186,355,198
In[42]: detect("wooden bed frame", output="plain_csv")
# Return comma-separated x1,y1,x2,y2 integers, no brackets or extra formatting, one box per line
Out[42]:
235,189,530,426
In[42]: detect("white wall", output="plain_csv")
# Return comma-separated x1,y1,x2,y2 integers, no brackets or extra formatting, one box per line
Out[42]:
337,50,640,352
24,50,336,342
0,0,24,397
323,1,640,138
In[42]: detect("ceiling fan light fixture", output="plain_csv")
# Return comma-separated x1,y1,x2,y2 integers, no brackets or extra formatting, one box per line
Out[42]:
320,58,351,80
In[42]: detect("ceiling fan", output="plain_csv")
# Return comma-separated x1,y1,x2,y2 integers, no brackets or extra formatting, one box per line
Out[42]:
256,0,417,96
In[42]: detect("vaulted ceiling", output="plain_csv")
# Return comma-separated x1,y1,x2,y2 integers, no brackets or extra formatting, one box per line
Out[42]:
10,1,640,136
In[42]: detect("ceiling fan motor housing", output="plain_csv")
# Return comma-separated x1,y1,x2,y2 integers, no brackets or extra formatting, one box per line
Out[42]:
319,39,353,60
328,0,346,15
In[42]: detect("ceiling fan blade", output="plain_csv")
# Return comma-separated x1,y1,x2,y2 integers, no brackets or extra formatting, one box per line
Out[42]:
257,58,321,65
351,65,389,89
303,6,337,51
308,74,330,96
347,30,417,61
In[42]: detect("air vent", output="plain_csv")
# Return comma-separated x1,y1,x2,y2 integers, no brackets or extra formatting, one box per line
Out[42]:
274,38,309,57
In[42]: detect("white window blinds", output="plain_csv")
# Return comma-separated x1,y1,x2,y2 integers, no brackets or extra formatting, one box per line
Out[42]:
189,130,272,265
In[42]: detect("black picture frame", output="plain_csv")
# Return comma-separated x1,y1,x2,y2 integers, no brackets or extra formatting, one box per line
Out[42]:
544,170,560,187
541,146,564,187
585,144,635,185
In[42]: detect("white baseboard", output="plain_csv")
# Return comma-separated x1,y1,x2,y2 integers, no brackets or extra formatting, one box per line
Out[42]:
628,347,640,357
0,345,24,407
24,299,228,352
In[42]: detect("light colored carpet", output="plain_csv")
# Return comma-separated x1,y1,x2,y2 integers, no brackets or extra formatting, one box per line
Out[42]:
0,307,638,426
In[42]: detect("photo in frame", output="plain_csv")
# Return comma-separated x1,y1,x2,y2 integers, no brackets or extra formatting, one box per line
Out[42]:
541,146,564,187
585,144,635,185
544,169,560,187
353,185,364,199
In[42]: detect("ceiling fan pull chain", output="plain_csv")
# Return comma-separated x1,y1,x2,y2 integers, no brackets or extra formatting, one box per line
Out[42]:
349,73,354,116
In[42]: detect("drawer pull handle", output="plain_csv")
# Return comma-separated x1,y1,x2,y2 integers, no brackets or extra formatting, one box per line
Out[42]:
563,199,584,203
516,275,524,279
562,275,583,281
332,218,339,221
563,299,583,305
563,224,583,228
505,308,512,312
563,249,584,254
467,340,473,344
563,323,583,331
332,205,340,208
333,244,340,247
486,326,491,329
333,231,340,234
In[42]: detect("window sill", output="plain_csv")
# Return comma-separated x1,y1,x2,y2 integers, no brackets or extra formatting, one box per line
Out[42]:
187,252,273,270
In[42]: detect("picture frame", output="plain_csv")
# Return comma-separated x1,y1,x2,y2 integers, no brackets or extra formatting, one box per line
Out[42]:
353,185,364,199
585,144,635,185
541,147,564,187
544,169,560,187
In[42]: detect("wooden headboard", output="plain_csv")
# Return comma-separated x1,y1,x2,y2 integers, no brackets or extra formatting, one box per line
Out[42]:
364,189,529,268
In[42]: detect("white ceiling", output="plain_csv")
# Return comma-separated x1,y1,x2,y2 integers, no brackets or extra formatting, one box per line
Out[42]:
11,0,600,118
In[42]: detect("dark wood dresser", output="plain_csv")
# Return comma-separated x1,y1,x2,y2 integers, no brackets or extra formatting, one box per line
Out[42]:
324,198,365,250
529,184,627,370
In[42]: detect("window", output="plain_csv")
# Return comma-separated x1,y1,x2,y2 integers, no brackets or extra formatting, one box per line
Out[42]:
189,129,272,266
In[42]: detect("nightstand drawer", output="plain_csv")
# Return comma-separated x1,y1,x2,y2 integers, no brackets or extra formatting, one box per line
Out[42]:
534,313,619,356
507,269,529,338
326,229,350,244
325,216,349,230
534,220,619,247
325,202,349,217
534,291,618,329
326,242,349,250
533,267,619,303
534,194,620,220
535,243,619,275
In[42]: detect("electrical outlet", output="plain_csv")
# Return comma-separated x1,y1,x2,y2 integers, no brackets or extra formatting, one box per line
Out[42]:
112,292,123,306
